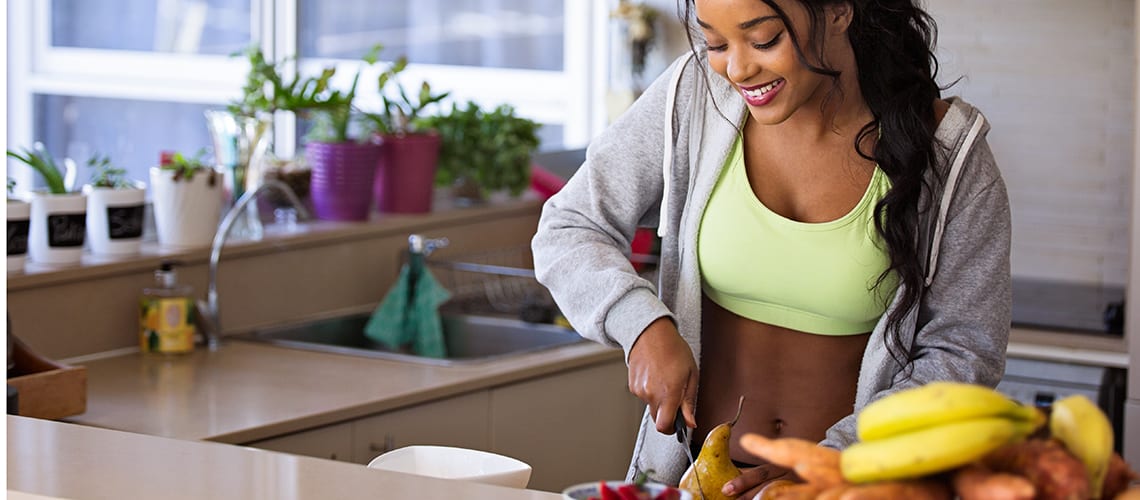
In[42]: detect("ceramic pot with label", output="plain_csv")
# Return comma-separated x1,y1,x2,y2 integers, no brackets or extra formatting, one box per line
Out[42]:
7,199,30,272
84,183,147,257
28,191,87,266
149,167,224,249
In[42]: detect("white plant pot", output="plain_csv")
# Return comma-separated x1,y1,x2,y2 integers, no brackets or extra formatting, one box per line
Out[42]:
28,192,88,266
150,167,224,249
7,199,31,272
84,183,147,257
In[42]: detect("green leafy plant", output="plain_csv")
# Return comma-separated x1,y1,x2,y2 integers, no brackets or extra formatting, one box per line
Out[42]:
228,43,384,143
6,144,68,194
361,56,450,136
87,153,135,189
159,149,217,185
420,101,541,197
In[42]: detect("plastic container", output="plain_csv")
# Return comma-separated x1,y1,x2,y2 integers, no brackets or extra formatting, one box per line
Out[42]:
139,261,196,354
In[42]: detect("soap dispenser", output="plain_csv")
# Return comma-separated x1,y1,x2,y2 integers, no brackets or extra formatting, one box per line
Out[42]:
140,260,196,354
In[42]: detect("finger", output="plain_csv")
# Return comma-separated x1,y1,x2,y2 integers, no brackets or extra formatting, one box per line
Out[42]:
723,466,771,497
681,369,699,429
654,398,681,434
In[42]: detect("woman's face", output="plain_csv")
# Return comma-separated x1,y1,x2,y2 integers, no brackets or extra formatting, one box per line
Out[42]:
694,0,838,125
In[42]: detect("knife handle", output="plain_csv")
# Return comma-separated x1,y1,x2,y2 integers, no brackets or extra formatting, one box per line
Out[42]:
674,408,687,443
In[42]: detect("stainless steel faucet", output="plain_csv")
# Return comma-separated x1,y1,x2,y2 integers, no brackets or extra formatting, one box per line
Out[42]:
200,179,311,351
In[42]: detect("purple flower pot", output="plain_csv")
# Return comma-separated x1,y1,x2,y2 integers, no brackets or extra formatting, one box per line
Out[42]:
373,133,441,214
307,141,382,221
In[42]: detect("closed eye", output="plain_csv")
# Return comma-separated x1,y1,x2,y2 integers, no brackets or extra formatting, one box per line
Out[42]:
707,43,728,52
753,32,784,50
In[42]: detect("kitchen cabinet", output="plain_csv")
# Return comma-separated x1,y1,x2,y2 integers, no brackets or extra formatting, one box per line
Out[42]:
351,391,492,464
246,421,353,462
490,358,643,492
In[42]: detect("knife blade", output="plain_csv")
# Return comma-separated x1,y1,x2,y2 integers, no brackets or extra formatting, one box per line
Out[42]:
674,409,705,499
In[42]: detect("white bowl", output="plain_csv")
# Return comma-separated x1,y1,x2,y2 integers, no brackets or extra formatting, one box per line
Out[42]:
366,445,532,489
562,480,692,500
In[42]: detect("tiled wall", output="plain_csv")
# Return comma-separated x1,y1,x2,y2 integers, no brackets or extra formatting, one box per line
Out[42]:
930,0,1134,285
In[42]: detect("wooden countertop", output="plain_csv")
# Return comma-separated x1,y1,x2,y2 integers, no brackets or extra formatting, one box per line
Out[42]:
64,338,621,444
7,415,563,500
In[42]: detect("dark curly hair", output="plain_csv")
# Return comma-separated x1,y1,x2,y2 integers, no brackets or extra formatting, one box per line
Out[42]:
679,0,946,363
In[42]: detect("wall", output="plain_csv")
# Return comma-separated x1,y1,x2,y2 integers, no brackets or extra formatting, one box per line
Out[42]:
928,0,1134,285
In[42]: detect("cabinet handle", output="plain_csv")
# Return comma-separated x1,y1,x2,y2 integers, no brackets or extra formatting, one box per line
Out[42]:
369,434,396,454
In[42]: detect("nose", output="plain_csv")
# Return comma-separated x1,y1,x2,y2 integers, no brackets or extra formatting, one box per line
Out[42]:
724,46,756,84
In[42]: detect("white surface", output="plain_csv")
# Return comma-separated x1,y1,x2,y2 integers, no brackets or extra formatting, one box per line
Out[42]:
562,481,692,500
367,445,532,489
149,167,222,249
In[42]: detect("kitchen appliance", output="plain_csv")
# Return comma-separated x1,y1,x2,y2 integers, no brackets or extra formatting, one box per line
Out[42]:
1011,277,1125,335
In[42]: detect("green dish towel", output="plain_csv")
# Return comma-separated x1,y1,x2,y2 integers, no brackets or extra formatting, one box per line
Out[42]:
364,254,452,358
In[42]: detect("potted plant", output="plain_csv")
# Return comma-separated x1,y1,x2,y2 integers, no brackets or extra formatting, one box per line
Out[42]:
420,102,541,205
361,56,450,214
149,149,224,249
301,44,385,221
7,178,30,273
6,144,87,266
83,154,146,257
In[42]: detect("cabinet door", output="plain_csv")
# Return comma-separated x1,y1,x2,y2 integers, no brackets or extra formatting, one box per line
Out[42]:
246,421,353,462
352,391,491,464
491,358,643,492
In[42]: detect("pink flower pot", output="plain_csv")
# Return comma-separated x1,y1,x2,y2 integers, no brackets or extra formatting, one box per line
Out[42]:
373,133,441,214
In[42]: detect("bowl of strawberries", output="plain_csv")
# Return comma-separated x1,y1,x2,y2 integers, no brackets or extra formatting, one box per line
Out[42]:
561,480,690,500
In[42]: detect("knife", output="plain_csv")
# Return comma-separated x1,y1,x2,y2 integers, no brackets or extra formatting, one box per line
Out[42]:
675,409,705,499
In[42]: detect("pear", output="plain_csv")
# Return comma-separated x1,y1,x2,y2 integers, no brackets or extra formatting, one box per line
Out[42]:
679,396,745,500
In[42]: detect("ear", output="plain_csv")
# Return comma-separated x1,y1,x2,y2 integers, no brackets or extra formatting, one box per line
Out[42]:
825,2,854,36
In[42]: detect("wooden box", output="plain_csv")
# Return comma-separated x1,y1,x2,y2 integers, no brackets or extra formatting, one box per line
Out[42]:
7,336,87,419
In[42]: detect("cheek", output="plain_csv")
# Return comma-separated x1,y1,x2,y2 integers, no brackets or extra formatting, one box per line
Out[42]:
707,54,729,79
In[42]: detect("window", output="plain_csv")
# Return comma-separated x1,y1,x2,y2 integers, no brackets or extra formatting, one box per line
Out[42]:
7,0,606,195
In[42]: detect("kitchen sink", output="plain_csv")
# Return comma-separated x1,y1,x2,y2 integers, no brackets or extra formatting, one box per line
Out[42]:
230,312,586,366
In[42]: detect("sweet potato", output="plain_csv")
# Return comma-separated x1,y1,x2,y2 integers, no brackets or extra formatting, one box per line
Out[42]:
837,478,953,500
1115,486,1140,500
1103,452,1140,500
739,433,841,470
765,482,822,500
756,479,799,500
981,438,1089,500
793,460,847,489
951,463,1035,500
814,484,855,500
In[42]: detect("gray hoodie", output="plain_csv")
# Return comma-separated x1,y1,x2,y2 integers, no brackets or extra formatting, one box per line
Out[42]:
532,52,1011,484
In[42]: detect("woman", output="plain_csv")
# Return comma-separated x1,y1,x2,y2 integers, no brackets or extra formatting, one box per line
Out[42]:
532,0,1011,496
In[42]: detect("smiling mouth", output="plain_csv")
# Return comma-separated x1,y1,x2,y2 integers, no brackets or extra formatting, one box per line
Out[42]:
740,79,783,98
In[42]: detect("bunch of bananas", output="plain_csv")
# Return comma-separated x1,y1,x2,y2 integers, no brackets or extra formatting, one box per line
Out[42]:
840,381,1046,483
1050,394,1116,498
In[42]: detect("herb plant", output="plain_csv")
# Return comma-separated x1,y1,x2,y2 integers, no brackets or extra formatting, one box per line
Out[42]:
420,102,541,197
87,153,134,189
6,144,68,194
160,149,217,185
362,56,450,136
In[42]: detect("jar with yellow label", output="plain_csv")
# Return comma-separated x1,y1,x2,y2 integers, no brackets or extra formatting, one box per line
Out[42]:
140,261,196,354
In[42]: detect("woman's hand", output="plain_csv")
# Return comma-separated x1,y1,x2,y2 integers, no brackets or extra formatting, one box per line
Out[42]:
627,317,698,434
723,465,794,499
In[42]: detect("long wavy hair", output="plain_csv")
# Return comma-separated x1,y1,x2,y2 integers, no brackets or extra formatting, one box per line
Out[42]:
679,0,945,363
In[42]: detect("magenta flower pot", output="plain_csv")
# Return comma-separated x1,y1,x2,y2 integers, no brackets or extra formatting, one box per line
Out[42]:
307,141,382,221
373,133,441,214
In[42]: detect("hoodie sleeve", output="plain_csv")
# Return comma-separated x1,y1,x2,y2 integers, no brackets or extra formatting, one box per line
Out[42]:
822,136,1013,449
531,54,697,360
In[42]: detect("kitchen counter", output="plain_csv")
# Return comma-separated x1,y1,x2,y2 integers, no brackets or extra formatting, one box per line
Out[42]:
64,338,621,444
7,415,563,500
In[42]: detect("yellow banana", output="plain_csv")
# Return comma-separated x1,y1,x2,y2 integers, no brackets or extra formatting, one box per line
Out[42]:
841,416,1036,483
1050,394,1114,499
856,381,1043,441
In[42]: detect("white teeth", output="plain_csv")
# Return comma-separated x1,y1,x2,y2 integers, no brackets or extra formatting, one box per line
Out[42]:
743,80,780,98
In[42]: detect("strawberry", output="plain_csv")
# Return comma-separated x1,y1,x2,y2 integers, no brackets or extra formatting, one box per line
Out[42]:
653,487,681,500
616,484,645,500
599,481,621,500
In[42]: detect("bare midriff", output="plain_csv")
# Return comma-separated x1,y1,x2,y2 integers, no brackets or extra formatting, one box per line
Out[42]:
694,295,871,465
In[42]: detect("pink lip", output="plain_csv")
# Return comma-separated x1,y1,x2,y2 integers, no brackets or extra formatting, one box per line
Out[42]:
739,79,785,107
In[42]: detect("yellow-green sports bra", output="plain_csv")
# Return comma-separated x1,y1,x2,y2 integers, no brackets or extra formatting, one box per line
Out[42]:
698,137,898,335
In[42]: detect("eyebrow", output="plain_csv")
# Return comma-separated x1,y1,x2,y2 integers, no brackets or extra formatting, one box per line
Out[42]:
695,15,780,31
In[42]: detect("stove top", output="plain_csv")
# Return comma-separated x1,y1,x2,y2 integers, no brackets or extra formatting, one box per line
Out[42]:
1011,278,1125,335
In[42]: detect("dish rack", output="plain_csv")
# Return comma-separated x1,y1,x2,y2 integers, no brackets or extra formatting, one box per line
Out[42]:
425,245,557,321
